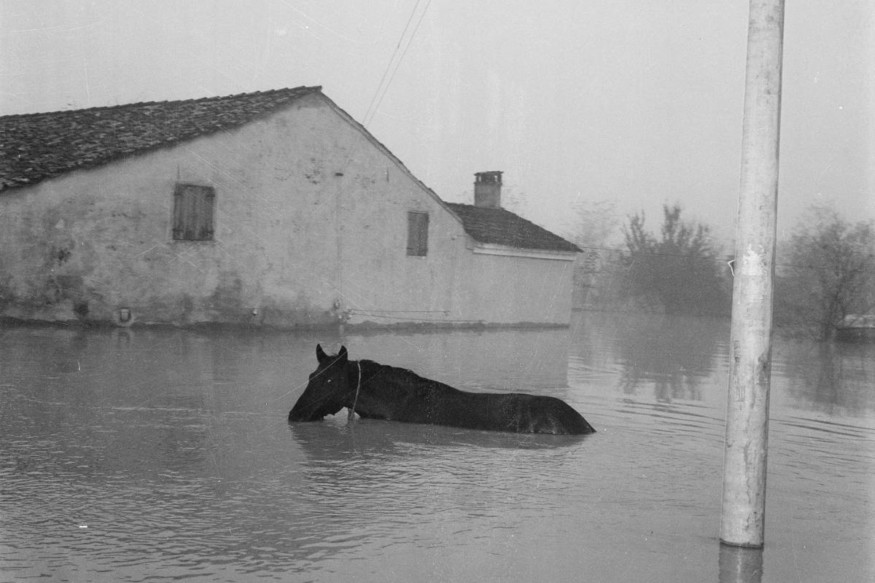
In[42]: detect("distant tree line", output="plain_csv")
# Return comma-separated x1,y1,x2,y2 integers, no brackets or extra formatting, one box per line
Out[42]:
570,202,731,317
620,204,729,316
569,200,875,340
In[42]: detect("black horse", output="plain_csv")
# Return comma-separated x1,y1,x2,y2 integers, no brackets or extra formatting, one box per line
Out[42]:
288,345,595,435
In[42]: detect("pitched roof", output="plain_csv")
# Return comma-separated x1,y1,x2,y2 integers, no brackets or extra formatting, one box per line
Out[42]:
446,203,580,253
0,85,322,192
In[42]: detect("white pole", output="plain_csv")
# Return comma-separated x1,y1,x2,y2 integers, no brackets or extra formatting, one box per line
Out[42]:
721,0,785,548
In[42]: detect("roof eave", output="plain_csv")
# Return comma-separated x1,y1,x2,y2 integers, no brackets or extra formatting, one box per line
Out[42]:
469,242,579,261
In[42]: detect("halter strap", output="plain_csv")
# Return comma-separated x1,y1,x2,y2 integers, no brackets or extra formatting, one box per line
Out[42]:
347,360,362,423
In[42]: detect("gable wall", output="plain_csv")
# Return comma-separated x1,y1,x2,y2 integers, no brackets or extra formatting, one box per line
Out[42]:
0,94,470,326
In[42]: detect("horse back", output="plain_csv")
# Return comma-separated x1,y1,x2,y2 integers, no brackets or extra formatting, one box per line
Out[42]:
424,388,593,435
359,363,594,435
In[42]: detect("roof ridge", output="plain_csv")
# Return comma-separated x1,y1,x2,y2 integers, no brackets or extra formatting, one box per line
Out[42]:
0,86,322,119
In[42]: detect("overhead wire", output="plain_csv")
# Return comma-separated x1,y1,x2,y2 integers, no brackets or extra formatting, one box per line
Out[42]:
362,0,421,125
362,0,432,127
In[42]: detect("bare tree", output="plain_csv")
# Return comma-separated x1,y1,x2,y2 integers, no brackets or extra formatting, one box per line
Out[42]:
776,205,875,340
566,199,620,250
566,200,622,309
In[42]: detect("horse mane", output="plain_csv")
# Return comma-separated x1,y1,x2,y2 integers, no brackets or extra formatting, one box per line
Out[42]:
357,359,433,386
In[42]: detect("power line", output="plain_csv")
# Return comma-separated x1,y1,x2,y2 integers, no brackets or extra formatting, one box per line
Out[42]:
362,0,432,127
372,0,431,122
362,0,421,125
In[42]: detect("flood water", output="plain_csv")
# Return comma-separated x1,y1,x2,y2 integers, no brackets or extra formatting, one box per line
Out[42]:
1,312,873,582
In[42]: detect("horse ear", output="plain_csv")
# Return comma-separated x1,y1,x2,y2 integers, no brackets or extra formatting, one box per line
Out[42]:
338,346,348,361
316,344,327,363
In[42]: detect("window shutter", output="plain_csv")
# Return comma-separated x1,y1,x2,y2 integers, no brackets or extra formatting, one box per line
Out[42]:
172,184,216,241
407,212,428,256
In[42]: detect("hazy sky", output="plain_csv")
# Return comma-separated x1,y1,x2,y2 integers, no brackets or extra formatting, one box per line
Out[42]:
1,0,871,245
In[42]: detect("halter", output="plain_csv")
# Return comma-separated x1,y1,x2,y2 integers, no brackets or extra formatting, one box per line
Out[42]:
347,360,362,423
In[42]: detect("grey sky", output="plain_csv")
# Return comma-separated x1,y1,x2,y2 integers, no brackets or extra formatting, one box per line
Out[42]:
1,0,871,244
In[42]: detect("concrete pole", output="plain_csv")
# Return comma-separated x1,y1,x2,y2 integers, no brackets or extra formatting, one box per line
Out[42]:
720,0,785,548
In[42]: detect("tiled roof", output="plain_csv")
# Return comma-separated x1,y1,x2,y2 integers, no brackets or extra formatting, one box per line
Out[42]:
0,86,322,192
446,203,580,253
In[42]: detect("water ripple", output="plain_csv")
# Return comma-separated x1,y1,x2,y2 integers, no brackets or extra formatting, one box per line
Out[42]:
2,320,873,582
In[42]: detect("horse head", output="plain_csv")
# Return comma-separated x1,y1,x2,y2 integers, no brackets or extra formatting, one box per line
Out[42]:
288,344,355,422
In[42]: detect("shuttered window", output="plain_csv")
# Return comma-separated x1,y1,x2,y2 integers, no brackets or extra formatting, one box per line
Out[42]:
172,183,215,241
406,211,429,256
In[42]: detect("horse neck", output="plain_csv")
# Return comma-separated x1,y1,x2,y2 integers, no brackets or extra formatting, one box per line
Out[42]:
350,360,423,414
349,360,397,415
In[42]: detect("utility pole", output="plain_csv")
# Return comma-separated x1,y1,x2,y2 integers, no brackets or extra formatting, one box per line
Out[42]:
721,0,785,548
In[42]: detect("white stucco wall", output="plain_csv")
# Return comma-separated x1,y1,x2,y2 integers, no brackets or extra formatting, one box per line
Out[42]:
0,93,574,328
452,250,575,326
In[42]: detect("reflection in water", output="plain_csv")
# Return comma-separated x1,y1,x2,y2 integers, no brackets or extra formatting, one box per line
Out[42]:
575,313,727,403
290,416,585,460
719,545,764,583
776,340,875,415
615,315,723,402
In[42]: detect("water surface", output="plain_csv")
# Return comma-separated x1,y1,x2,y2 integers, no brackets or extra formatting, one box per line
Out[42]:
1,313,873,582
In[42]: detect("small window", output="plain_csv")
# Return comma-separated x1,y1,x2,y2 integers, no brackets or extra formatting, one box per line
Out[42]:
172,183,215,241
406,211,429,256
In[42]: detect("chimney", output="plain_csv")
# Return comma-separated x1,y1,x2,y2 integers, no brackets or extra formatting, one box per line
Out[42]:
474,171,503,209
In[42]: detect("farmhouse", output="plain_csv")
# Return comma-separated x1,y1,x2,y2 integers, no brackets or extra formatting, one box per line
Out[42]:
0,87,579,329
